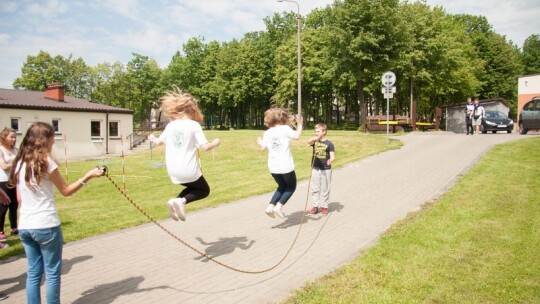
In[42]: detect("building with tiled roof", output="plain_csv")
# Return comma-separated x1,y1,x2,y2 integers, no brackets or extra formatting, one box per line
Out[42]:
0,83,134,159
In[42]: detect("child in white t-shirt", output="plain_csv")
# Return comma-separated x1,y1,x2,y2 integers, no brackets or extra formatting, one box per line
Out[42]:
9,122,104,303
149,88,220,222
257,108,303,219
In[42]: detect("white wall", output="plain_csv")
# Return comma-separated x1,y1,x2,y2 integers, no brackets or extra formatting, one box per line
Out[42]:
0,109,133,160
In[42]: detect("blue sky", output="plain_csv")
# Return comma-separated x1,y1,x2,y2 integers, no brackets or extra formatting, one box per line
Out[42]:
1,0,539,89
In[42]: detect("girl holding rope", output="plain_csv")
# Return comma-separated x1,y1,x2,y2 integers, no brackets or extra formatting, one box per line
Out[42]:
257,108,303,219
8,122,105,304
148,88,220,222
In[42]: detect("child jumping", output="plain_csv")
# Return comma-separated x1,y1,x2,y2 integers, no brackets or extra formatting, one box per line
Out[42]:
307,123,335,215
257,108,303,219
148,88,220,221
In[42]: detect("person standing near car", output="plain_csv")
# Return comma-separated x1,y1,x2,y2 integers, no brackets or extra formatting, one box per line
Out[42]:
465,97,474,135
471,98,485,135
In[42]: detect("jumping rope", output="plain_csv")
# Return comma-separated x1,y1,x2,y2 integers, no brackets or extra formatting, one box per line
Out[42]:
100,132,315,274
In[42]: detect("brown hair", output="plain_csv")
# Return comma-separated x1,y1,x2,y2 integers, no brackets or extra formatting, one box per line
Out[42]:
263,107,294,128
8,122,55,191
0,127,16,148
160,86,203,122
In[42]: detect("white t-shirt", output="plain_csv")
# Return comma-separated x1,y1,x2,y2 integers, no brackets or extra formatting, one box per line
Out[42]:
261,125,297,174
159,119,208,184
0,146,17,182
17,157,61,229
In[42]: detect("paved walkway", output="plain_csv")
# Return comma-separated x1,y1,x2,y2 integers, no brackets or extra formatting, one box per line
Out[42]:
0,132,533,303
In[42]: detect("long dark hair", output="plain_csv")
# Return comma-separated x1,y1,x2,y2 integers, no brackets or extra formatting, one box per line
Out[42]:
8,122,55,191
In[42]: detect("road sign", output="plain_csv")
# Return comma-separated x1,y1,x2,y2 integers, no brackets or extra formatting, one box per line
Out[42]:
381,71,396,87
381,86,397,94
384,93,394,99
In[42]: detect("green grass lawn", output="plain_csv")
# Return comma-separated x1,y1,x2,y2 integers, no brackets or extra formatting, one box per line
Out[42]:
284,137,540,304
1,130,400,259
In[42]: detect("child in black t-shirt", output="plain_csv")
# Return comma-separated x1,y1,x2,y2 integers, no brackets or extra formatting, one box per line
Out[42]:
307,123,335,215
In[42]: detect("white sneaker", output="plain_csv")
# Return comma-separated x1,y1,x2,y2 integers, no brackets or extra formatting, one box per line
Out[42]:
273,203,285,219
172,198,186,221
265,204,275,218
166,199,179,221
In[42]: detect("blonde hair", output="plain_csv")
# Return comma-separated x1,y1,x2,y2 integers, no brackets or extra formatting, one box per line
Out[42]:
160,87,203,122
8,122,55,191
0,127,16,148
264,107,294,128
315,123,328,134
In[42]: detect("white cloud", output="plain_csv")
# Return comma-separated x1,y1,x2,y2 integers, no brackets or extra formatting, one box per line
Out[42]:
0,1,17,13
25,0,69,18
0,33,10,44
0,0,538,90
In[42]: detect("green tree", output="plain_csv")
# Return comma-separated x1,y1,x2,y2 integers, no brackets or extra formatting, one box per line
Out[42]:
331,0,405,129
126,53,164,122
13,51,92,98
522,34,540,75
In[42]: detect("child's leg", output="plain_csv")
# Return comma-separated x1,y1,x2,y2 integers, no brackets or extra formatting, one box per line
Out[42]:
276,170,297,205
310,168,321,207
269,173,287,205
179,175,211,204
320,169,332,209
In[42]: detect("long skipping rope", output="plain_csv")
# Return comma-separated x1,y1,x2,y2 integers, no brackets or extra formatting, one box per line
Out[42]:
103,141,315,274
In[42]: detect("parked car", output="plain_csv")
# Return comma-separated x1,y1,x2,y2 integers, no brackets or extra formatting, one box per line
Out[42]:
481,110,514,133
519,97,540,135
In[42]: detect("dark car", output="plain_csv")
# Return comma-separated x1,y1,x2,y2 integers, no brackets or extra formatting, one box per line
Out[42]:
481,110,514,134
519,97,540,135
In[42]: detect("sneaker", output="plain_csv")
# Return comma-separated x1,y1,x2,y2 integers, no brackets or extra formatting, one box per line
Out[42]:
10,230,18,236
320,208,329,215
310,207,318,215
273,204,285,219
172,198,186,221
265,204,275,218
0,243,9,249
166,199,180,221
0,292,8,300
0,233,6,241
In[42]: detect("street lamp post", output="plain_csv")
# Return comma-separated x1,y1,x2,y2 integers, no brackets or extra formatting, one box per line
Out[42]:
277,0,302,116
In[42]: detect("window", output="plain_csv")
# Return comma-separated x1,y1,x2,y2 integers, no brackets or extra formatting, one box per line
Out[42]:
10,118,20,132
52,119,61,134
91,120,101,138
109,121,119,137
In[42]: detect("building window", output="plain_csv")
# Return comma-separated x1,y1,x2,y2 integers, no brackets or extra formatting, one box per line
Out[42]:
10,118,20,133
52,119,61,134
91,120,101,138
109,121,119,137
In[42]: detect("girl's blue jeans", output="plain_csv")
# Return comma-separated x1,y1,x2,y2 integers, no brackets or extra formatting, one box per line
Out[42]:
270,170,297,205
19,226,63,304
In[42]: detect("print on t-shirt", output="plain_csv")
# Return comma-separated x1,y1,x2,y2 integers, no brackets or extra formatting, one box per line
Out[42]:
271,137,281,151
173,130,185,148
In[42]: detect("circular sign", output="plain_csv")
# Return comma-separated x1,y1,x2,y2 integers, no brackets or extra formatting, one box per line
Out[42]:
381,71,396,87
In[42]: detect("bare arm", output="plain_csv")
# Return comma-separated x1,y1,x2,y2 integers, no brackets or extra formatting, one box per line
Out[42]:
0,188,9,205
256,137,267,151
291,115,303,140
0,150,12,171
200,138,220,152
49,167,105,197
328,151,335,166
148,134,164,146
